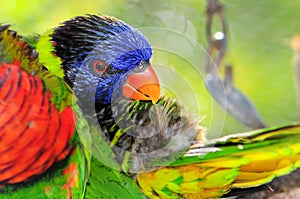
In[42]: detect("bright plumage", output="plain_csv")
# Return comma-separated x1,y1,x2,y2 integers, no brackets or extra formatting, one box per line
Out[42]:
0,25,87,198
137,124,300,198
30,15,300,198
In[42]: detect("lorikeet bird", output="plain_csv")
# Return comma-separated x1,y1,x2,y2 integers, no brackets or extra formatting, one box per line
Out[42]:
0,25,88,198
26,15,300,198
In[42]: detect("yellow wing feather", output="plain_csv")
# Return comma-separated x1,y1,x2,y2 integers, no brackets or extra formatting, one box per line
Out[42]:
137,125,300,199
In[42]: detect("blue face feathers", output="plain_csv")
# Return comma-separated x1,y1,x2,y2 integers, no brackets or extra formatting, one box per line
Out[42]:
52,15,152,105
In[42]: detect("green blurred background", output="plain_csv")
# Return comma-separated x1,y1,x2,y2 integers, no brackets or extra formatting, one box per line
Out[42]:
1,0,300,137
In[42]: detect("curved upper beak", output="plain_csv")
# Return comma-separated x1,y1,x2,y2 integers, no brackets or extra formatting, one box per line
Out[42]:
122,65,160,104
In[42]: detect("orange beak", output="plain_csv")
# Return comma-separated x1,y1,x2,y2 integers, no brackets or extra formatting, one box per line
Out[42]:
122,65,160,104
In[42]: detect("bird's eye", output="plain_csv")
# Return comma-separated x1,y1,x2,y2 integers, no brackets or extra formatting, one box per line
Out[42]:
134,61,148,73
93,61,107,74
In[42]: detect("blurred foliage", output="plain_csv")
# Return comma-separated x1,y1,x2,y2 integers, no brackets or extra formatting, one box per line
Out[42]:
1,0,300,137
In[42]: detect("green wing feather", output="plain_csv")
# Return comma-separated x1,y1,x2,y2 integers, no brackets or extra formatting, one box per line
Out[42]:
84,157,147,199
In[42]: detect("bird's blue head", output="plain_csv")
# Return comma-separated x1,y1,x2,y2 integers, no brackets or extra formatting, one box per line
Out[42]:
51,15,160,106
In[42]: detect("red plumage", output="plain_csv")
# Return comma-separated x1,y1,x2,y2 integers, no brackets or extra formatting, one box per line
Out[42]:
0,60,75,185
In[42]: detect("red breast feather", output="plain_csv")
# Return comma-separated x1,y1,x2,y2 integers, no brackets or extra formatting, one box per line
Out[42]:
0,60,75,185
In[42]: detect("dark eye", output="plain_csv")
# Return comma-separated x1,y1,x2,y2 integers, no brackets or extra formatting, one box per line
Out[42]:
134,61,149,73
93,61,107,74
